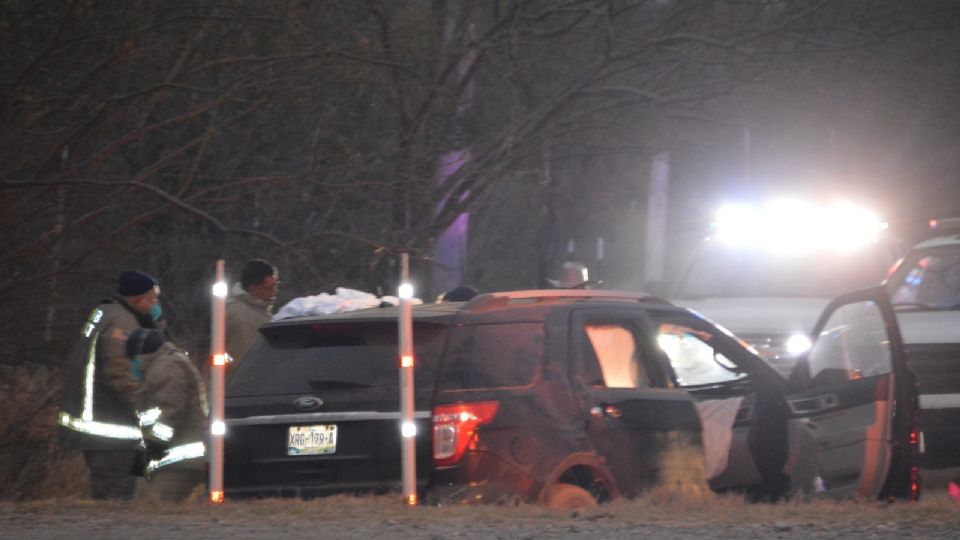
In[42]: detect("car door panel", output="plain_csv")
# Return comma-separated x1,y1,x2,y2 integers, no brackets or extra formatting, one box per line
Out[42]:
572,310,704,498
650,313,779,493
785,287,916,500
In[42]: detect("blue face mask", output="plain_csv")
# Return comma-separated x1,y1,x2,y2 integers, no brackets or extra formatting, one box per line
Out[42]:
150,303,163,321
131,357,145,381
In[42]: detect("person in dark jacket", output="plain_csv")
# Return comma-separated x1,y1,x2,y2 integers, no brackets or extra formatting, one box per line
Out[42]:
128,328,208,502
58,270,163,500
438,285,478,302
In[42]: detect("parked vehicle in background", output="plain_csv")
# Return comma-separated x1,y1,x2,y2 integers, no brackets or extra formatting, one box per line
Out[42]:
223,288,918,506
672,199,903,377
885,217,960,470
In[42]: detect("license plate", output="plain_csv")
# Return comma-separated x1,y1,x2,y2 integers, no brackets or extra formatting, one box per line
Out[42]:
287,424,337,456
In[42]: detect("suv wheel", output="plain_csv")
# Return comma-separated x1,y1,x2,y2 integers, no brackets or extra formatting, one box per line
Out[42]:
543,483,598,510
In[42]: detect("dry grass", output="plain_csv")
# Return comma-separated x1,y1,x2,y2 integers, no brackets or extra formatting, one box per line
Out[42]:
4,485,958,528
0,364,89,500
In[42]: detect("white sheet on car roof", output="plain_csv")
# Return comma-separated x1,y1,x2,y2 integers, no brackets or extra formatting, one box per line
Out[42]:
272,287,422,321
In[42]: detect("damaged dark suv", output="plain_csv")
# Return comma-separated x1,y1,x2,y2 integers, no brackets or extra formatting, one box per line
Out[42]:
224,288,918,506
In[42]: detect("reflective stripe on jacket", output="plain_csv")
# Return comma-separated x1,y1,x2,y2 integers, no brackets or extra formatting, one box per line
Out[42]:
137,343,209,474
145,441,206,477
58,300,152,450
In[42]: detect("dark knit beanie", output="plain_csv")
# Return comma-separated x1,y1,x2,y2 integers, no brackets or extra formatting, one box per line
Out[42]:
440,285,478,302
117,270,159,296
126,328,165,358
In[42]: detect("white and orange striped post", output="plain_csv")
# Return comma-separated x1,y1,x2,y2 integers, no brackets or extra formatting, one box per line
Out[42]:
398,253,417,505
209,259,228,504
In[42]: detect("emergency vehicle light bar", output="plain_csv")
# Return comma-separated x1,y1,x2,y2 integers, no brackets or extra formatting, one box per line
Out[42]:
929,217,960,231
714,199,886,254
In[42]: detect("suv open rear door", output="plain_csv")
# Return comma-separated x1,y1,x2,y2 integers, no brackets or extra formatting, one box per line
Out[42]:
784,287,919,500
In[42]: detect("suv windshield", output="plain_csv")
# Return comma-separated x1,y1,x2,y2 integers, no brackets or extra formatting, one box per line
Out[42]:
675,241,895,299
887,245,960,310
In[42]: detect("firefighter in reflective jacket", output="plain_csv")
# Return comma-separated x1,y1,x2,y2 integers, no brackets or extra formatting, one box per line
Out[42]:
58,270,163,500
128,328,209,501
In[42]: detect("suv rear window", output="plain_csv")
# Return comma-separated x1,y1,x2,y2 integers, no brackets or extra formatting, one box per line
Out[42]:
439,323,544,390
228,321,449,396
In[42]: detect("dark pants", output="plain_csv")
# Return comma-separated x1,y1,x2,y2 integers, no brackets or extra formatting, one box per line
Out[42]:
83,449,139,501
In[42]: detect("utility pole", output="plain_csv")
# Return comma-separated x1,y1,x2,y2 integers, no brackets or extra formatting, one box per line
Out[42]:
645,152,670,295
432,2,476,299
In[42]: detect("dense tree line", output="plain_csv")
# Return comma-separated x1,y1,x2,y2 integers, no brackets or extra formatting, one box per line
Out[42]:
1,0,958,498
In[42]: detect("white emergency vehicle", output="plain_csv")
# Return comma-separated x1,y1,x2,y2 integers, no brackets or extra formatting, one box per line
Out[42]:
672,199,902,377
885,218,960,469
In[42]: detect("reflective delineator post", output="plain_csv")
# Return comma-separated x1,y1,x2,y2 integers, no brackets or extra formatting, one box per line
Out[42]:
398,253,417,505
209,259,227,504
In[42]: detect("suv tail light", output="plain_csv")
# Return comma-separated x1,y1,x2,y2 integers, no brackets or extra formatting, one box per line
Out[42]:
432,401,499,467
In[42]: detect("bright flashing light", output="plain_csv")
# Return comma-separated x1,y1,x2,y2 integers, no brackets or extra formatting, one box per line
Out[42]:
827,202,885,250
400,354,415,368
715,204,760,246
398,283,414,299
406,493,418,506
786,333,813,355
212,354,227,366
211,420,226,436
401,421,418,438
212,281,228,298
714,199,886,254
210,490,224,504
928,217,960,231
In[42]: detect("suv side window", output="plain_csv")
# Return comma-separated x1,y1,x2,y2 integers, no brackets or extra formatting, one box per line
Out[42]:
580,322,659,388
654,321,746,387
439,322,543,390
889,249,960,308
805,300,892,387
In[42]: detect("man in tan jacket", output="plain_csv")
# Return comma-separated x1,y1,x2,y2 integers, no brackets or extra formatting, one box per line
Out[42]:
226,259,279,367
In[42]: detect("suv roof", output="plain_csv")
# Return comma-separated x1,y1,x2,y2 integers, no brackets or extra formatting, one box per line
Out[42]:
463,289,668,310
265,289,672,325
912,234,960,250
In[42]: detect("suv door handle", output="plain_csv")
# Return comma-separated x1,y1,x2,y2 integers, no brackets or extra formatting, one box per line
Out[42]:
590,405,622,418
786,393,839,415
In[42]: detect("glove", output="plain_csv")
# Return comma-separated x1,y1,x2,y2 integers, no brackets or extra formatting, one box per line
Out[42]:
145,439,169,461
131,449,147,477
